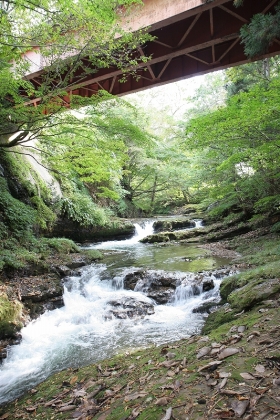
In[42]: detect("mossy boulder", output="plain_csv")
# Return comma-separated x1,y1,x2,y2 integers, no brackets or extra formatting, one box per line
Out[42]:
49,219,135,242
228,277,280,312
140,233,171,243
0,294,23,339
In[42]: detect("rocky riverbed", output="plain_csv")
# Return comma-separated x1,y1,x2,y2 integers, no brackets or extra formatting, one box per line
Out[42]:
0,220,279,419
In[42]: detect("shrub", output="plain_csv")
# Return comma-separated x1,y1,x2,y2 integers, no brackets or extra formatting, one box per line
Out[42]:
59,194,110,227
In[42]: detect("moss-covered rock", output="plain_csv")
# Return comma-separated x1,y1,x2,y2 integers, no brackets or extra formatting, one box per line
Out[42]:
220,261,280,302
49,219,135,242
153,219,195,232
0,294,23,339
228,277,280,312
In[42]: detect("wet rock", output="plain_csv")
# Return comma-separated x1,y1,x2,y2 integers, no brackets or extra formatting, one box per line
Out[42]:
56,265,72,276
43,297,64,311
19,274,63,303
66,259,87,269
105,297,154,320
123,271,145,290
123,270,178,304
193,301,221,314
146,289,175,304
202,279,215,292
153,219,195,233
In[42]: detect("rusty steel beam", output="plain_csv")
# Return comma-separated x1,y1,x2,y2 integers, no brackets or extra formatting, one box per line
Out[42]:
24,0,280,105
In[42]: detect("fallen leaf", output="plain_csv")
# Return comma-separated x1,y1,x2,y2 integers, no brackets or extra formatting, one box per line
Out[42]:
174,380,181,391
218,348,239,360
254,364,265,373
104,389,115,397
70,375,78,385
72,411,83,418
155,397,169,406
25,407,37,413
126,407,141,419
128,364,135,370
255,387,269,395
217,377,227,389
160,360,179,368
58,405,77,412
167,370,175,377
73,389,87,397
161,407,172,420
237,326,246,333
197,347,211,359
211,348,220,356
240,372,255,380
197,336,209,343
124,392,147,402
207,379,218,386
0,414,10,420
218,372,231,378
231,400,249,417
198,361,223,372
214,409,235,418
165,352,176,359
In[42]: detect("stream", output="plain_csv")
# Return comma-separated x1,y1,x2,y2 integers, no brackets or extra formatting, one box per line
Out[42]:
0,220,233,404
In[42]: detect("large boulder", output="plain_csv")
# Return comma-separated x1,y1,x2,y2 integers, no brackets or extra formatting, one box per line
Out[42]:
105,297,154,320
123,270,178,304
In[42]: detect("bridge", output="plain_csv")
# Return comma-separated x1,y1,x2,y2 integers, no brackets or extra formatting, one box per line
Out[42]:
24,0,280,106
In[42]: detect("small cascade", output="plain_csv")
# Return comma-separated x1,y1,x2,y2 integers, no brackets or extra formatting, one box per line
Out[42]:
194,220,204,228
89,220,154,250
133,221,154,240
174,283,203,303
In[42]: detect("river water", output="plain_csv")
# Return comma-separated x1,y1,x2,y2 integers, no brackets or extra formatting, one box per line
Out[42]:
0,220,232,404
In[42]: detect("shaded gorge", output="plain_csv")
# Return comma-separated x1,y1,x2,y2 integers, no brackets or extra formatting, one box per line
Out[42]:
0,220,235,404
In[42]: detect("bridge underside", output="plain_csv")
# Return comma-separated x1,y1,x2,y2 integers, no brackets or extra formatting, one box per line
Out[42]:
26,0,280,106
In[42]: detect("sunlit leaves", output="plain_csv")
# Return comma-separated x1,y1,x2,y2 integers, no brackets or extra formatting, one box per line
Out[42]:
184,75,280,212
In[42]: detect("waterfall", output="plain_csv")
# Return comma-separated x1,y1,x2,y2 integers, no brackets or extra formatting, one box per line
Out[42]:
89,220,154,250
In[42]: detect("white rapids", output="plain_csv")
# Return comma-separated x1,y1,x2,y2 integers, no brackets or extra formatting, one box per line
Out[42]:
0,220,228,404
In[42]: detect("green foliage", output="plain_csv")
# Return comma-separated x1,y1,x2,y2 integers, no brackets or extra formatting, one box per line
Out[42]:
41,238,80,254
0,177,36,234
30,196,56,230
184,73,280,217
207,199,239,220
253,195,280,214
84,249,103,261
59,195,110,227
240,5,280,58
271,221,280,233
225,59,280,97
